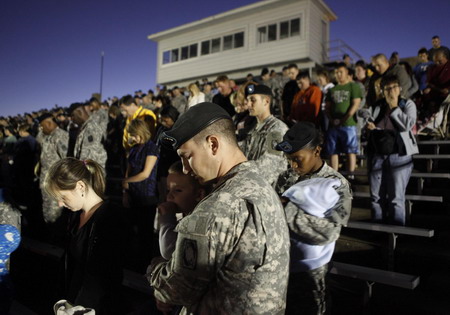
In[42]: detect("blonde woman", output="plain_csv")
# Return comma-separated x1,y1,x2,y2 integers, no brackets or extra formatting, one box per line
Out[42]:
187,83,205,107
122,119,159,266
44,157,129,314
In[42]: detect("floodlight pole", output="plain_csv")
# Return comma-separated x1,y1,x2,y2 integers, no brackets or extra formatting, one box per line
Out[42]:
99,51,104,100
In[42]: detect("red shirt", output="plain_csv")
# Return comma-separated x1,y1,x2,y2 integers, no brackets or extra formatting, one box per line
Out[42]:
425,61,450,104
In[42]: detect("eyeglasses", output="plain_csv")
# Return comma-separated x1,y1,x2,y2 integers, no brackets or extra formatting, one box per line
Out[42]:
383,85,399,92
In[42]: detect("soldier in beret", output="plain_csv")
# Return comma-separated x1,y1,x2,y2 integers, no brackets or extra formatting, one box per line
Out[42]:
37,113,69,224
69,103,107,169
147,102,290,314
241,84,289,186
274,122,352,315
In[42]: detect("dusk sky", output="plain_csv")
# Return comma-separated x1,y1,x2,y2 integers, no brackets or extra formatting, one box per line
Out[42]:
1,0,449,117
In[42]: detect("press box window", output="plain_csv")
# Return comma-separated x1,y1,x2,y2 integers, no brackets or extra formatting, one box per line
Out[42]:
268,24,277,41
280,21,289,39
290,18,300,36
234,32,244,48
189,44,198,58
181,46,189,60
223,35,233,51
211,38,221,53
171,49,179,62
201,40,210,55
162,50,170,64
257,26,267,43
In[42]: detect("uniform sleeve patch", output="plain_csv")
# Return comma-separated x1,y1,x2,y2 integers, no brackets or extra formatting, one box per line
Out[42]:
267,131,283,155
181,239,197,270
88,135,94,142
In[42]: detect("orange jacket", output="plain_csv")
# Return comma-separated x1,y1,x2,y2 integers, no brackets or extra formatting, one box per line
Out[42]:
289,85,322,126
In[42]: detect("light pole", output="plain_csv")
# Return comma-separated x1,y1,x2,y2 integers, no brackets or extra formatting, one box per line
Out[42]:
99,51,104,100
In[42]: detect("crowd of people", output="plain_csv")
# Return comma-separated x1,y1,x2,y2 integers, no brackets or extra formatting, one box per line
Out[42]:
0,35,449,314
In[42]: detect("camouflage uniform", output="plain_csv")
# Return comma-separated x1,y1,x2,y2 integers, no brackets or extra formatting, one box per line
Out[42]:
275,162,352,244
39,127,69,223
241,115,289,185
74,116,107,168
276,162,352,314
0,202,21,231
148,161,290,315
90,108,109,140
0,201,21,279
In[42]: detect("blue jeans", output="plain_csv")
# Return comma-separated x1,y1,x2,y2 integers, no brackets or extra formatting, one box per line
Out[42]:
369,154,413,226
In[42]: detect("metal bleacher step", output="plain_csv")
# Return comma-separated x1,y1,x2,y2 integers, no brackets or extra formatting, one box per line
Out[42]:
413,154,450,159
341,170,450,179
352,191,443,203
346,221,434,238
418,140,450,145
356,154,450,160
329,261,420,290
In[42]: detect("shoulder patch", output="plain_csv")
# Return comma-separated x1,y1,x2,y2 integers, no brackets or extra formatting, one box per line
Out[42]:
267,131,283,155
88,135,94,142
181,239,198,270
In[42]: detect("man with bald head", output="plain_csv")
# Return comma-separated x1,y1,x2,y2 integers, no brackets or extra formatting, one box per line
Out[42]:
367,53,412,107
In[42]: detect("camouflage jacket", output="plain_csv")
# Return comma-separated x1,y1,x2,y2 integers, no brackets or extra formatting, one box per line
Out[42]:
74,116,107,168
241,115,289,186
275,162,352,245
39,127,69,184
0,206,21,275
0,202,21,231
90,109,109,140
149,161,290,315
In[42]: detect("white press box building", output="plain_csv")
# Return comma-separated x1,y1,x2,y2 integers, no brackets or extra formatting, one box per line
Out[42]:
147,0,336,87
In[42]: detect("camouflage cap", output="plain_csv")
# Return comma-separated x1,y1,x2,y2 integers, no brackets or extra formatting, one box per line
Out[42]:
161,102,231,150
275,122,317,153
